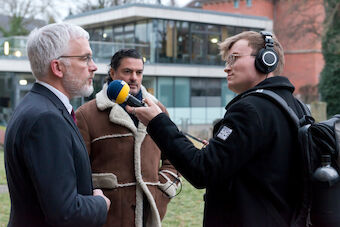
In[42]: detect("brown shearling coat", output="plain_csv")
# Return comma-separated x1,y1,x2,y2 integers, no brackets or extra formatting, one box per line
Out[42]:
75,83,180,227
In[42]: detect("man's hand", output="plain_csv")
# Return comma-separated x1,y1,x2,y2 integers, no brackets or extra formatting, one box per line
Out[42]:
93,189,111,211
125,98,162,126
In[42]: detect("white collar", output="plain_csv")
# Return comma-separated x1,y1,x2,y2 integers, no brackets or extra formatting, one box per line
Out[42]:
36,80,73,114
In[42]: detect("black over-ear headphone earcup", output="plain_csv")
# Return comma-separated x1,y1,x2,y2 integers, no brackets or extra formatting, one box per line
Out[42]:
255,48,279,74
256,31,279,74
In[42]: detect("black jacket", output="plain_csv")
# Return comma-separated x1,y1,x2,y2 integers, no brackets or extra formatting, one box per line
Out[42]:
147,76,305,227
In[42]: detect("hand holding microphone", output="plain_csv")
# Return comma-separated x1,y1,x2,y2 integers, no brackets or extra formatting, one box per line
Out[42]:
126,98,162,126
107,80,161,125
107,80,145,107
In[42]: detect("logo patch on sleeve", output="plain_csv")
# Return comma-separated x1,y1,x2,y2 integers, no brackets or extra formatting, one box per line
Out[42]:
216,126,233,141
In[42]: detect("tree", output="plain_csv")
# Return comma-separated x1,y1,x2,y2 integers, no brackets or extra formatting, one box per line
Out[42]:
273,0,324,47
319,0,340,116
0,0,61,37
0,15,29,36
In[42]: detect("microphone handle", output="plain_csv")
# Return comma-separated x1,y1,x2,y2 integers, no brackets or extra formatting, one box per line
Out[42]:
126,95,145,107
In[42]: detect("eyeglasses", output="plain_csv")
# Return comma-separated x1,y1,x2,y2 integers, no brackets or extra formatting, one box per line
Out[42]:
225,54,256,67
57,54,93,65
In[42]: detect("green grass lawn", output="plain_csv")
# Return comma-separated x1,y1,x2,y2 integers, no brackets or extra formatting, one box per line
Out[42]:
0,192,10,226
163,180,205,226
0,149,6,185
0,149,205,226
0,149,10,226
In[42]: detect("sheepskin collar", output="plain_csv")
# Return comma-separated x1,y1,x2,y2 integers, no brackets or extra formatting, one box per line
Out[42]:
95,82,158,134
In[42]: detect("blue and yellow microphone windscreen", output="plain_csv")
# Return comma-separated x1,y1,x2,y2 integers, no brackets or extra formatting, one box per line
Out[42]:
107,80,130,104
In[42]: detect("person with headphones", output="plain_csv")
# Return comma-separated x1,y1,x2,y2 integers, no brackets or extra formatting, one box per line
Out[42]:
126,31,305,226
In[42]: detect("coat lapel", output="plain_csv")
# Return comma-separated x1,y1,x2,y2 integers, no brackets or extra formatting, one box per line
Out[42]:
31,83,87,151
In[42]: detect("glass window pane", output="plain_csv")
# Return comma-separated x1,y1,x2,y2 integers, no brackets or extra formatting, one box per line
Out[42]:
156,20,175,63
113,34,124,43
206,97,221,107
191,78,206,96
207,34,220,64
103,26,113,41
191,33,205,64
157,77,173,107
165,21,175,59
234,0,239,8
114,26,123,33
0,72,13,119
125,23,134,32
149,19,157,63
135,21,148,43
191,97,206,107
175,21,190,64
174,77,190,107
192,23,205,32
91,28,103,41
135,20,150,62
235,26,248,34
221,26,235,41
191,78,223,107
124,33,134,43
142,76,156,96
207,25,219,33
206,78,221,96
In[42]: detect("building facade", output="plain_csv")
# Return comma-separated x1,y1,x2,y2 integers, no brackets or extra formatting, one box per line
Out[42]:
191,0,325,103
0,3,272,128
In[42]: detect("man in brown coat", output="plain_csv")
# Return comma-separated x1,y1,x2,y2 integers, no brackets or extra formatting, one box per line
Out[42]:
75,49,180,227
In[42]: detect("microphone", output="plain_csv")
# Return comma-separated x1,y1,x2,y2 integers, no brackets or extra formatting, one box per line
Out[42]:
107,80,145,107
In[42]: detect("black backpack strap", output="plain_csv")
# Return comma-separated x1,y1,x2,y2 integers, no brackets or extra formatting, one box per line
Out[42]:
242,89,312,227
296,98,311,116
242,89,300,126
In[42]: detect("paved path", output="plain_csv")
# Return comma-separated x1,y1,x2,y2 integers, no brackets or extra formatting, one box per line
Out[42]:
0,184,8,193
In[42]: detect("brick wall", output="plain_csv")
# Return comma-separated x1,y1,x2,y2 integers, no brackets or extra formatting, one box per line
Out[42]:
202,0,325,100
284,52,324,93
203,0,274,19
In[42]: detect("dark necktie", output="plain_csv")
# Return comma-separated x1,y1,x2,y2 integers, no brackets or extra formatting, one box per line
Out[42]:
71,109,77,125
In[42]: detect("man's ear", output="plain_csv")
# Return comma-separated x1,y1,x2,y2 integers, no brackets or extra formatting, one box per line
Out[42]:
50,60,64,78
109,68,115,80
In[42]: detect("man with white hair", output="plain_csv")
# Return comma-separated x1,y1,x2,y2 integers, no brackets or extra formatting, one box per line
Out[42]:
4,23,110,227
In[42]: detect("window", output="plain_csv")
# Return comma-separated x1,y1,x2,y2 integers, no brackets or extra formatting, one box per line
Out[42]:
135,20,151,62
175,21,190,64
246,0,252,7
174,78,190,107
191,78,221,107
91,28,103,41
102,26,113,41
157,77,174,107
234,0,239,8
191,33,205,64
142,76,156,96
155,20,175,63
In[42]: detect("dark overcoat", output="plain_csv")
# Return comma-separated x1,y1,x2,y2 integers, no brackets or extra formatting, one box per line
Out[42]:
4,83,107,227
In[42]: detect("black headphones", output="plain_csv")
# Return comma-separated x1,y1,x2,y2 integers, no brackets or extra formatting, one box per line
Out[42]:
255,31,279,74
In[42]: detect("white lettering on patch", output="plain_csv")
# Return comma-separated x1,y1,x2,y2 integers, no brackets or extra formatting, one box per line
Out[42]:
216,126,233,141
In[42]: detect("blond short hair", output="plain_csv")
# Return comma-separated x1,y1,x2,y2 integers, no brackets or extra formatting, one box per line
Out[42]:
219,31,285,75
